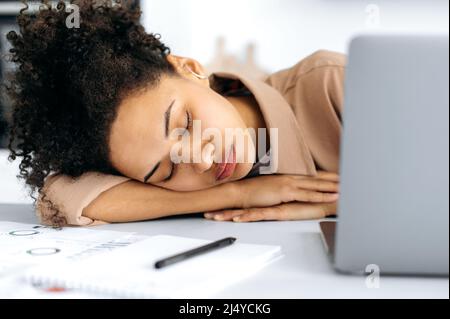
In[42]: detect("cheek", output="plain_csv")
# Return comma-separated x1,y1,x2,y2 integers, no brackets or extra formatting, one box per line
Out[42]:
199,112,239,131
193,94,245,130
235,161,254,180
162,169,213,192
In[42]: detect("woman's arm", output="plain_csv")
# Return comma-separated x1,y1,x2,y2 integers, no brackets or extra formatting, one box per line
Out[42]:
83,173,339,223
82,180,240,223
38,172,338,226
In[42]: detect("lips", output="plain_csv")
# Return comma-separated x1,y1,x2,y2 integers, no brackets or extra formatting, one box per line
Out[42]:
215,144,237,182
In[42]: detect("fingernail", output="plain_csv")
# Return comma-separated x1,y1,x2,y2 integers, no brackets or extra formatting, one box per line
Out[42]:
204,213,212,218
214,215,224,221
233,217,241,222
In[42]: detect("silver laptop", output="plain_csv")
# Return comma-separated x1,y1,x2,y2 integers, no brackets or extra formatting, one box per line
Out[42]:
320,34,449,276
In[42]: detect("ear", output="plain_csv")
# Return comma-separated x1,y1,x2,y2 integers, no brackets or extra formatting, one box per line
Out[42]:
166,54,210,87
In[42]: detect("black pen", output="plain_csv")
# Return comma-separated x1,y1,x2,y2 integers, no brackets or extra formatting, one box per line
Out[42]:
154,237,237,269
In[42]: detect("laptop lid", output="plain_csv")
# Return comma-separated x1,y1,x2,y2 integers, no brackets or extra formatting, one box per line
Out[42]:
334,34,449,275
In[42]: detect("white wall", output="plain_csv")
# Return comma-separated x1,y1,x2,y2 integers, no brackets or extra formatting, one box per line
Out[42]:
0,151,33,204
142,0,449,73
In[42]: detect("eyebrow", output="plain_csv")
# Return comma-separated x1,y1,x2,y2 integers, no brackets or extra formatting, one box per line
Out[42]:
144,99,176,183
164,99,176,138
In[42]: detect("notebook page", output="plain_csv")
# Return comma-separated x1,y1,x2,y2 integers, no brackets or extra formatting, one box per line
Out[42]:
25,235,283,298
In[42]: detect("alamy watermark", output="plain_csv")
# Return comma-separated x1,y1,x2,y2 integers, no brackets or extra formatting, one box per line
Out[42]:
62,0,138,28
365,264,381,289
168,120,279,175
365,4,382,29
24,0,139,29
65,4,80,29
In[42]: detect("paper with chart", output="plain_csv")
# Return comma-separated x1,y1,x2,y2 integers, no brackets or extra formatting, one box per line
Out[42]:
0,221,147,298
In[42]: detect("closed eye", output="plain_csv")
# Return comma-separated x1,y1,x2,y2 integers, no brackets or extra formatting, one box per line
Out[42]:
162,162,175,182
185,110,193,132
162,111,191,183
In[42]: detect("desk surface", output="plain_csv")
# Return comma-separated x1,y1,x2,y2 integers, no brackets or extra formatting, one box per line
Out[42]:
0,204,448,299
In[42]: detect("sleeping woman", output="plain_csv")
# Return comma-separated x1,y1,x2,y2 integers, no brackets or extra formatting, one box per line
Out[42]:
5,0,345,227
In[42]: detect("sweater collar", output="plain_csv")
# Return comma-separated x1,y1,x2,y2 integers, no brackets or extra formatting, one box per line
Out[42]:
210,72,317,176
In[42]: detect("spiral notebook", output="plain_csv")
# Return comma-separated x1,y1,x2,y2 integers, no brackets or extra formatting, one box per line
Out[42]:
23,235,283,298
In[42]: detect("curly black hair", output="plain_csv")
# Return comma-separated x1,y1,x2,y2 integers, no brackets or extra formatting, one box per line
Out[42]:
0,104,7,144
5,0,177,225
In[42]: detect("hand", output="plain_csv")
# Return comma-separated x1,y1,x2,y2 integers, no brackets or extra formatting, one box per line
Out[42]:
229,171,339,210
204,202,338,222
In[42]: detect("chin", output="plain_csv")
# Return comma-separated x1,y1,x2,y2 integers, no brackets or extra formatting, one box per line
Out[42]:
234,162,254,180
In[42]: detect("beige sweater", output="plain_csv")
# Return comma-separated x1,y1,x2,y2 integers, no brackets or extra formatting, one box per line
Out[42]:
37,50,346,226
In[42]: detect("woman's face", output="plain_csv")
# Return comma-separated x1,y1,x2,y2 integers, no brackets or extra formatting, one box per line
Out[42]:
108,57,257,191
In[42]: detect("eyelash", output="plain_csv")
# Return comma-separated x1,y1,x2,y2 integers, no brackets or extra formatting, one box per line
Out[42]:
185,111,193,131
164,111,190,182
163,111,191,183
163,162,175,182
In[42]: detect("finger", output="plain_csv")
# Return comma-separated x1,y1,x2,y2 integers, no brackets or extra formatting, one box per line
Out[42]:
204,209,248,221
279,203,327,220
316,171,340,182
204,212,217,219
264,202,336,221
204,211,223,220
233,206,283,223
289,172,339,183
233,203,337,222
233,202,338,223
295,179,339,193
204,211,224,220
292,190,339,203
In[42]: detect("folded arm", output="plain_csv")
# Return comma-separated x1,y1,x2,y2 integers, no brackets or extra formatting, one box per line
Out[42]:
82,179,239,223
37,172,339,226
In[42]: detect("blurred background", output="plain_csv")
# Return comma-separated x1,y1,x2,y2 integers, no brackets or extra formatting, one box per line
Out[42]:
142,0,449,74
0,0,449,203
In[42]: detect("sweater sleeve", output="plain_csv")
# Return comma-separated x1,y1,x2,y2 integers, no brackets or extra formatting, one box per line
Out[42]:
36,172,131,226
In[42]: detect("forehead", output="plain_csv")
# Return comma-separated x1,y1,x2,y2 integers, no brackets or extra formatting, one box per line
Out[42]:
108,77,178,174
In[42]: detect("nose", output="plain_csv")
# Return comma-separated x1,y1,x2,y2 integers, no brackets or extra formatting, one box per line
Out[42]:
193,142,215,174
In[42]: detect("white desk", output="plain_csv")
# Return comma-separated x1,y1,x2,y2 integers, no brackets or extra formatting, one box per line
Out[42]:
0,204,448,299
